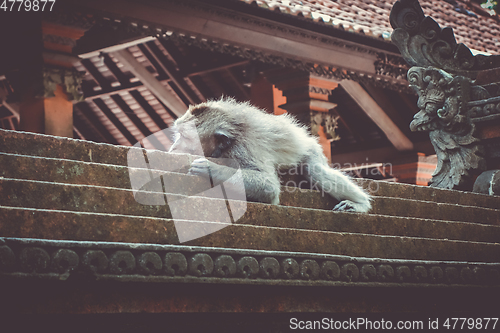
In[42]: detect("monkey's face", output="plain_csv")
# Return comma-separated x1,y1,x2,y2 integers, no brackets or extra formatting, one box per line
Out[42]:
169,112,233,158
169,121,204,156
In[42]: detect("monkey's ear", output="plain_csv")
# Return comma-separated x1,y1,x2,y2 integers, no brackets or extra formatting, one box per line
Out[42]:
214,130,232,149
191,106,208,117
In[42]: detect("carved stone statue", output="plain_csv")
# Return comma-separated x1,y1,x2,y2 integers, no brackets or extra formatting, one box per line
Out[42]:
390,0,500,192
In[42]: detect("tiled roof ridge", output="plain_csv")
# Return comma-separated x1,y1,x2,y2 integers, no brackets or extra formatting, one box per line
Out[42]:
238,0,500,55
454,0,500,19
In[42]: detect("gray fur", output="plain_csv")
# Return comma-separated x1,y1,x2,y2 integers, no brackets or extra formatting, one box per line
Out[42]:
169,97,372,213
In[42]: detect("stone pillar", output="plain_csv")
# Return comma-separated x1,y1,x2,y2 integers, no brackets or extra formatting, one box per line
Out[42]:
6,17,85,138
264,69,340,163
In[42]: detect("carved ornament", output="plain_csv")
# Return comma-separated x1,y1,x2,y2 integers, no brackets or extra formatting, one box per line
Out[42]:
390,0,500,77
311,111,341,141
407,67,486,189
1,237,498,286
43,66,85,102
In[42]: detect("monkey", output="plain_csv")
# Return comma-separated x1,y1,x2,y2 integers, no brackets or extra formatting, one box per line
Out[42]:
168,97,372,213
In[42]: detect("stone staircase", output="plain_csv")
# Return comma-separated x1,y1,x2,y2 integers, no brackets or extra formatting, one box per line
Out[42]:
0,128,499,292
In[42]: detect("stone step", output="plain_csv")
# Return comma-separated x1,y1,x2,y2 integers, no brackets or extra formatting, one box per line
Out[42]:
356,178,500,210
1,178,499,242
1,205,500,262
1,153,499,224
280,186,500,225
2,127,499,209
0,128,132,166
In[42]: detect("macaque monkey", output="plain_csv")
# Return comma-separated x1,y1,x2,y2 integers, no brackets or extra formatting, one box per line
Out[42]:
169,98,371,213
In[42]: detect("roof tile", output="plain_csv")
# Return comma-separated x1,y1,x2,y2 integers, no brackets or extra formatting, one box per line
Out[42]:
243,0,500,54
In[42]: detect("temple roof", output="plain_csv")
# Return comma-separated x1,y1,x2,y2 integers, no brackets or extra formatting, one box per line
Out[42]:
240,0,500,54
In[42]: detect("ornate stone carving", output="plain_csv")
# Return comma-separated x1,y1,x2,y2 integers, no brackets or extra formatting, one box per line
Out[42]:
42,34,77,48
44,9,96,30
407,67,486,189
1,237,499,286
43,66,85,102
390,0,500,76
473,170,500,195
375,53,410,80
389,0,500,190
311,111,340,141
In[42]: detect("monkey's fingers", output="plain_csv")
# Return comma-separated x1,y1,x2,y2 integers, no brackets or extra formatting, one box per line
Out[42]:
333,200,357,212
188,158,211,177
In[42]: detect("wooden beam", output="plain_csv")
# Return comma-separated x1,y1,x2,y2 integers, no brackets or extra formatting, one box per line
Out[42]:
111,49,187,117
110,93,166,150
73,106,108,142
75,103,119,144
224,68,250,100
73,126,86,140
363,84,408,131
102,53,130,84
83,57,248,100
79,36,156,59
331,141,435,167
93,98,137,145
142,42,199,105
340,80,414,151
79,0,378,74
129,90,170,130
81,59,112,91
1,100,20,120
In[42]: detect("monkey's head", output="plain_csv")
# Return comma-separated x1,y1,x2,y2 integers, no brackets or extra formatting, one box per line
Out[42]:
169,99,245,158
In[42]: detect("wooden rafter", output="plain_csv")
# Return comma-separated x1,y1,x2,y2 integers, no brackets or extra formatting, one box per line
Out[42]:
111,49,187,117
74,103,119,144
143,42,202,104
110,93,165,150
224,68,250,100
102,53,130,84
82,55,247,101
93,98,137,145
362,83,408,132
80,0,378,74
72,125,86,140
340,80,414,151
155,41,207,102
140,43,195,105
81,59,112,91
128,90,170,130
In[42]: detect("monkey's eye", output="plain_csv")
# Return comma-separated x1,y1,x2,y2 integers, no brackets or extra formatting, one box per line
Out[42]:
214,130,232,148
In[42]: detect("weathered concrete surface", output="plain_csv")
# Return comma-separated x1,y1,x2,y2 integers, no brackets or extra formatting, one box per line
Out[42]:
1,153,498,224
1,206,500,262
0,153,133,188
280,186,499,224
356,179,500,209
2,128,500,265
0,128,132,165
2,127,499,208
0,153,220,195
1,178,500,241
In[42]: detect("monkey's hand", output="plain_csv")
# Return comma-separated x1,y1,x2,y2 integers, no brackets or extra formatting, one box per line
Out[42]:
333,199,371,213
188,157,241,187
188,158,213,178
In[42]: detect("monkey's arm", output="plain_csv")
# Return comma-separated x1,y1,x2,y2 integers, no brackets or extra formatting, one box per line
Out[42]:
189,158,281,205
